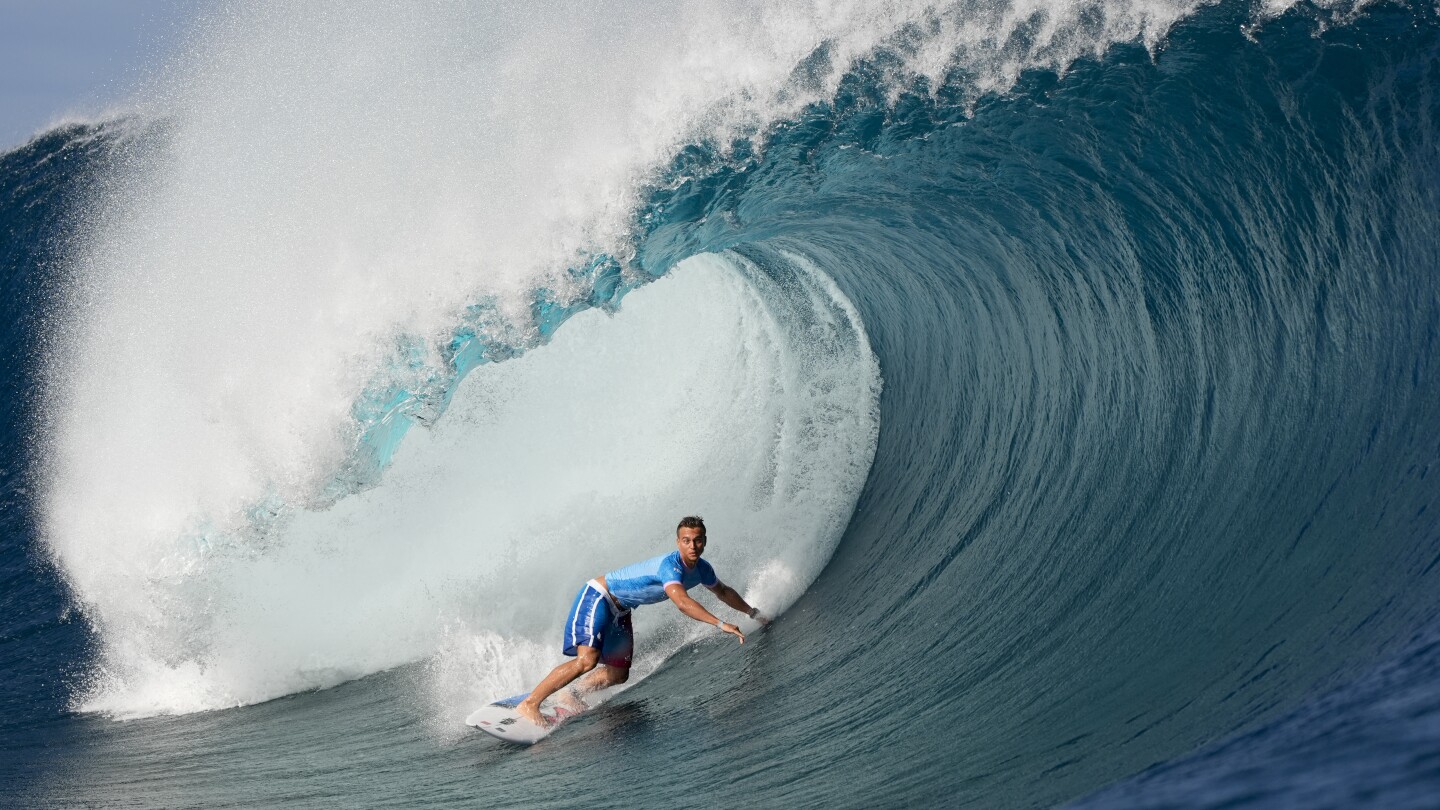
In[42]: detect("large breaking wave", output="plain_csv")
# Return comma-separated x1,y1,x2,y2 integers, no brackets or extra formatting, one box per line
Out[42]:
7,0,1439,806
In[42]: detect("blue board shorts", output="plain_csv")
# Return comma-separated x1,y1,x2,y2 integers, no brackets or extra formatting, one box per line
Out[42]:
562,581,633,669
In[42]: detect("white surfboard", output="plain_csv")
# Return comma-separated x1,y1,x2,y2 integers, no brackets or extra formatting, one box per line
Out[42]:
466,692,579,745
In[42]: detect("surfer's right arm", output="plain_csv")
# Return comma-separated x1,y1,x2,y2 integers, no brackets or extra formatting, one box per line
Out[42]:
664,582,745,644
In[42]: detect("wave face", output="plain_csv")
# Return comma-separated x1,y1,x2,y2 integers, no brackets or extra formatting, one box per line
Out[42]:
5,0,1440,807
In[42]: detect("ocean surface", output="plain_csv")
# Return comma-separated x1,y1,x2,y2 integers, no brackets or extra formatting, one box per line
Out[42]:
3,1,1439,807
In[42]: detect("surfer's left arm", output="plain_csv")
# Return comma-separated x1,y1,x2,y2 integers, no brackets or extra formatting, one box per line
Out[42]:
708,581,769,625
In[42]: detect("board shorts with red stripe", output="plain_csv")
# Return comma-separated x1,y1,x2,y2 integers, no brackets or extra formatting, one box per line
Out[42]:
561,581,633,668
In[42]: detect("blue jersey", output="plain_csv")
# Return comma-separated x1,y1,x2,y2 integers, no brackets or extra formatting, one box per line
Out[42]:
604,551,718,610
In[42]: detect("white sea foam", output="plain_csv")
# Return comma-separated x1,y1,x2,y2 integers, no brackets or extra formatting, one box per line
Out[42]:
45,0,1315,717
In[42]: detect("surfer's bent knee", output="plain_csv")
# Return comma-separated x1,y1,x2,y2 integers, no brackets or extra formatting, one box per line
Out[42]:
574,648,600,672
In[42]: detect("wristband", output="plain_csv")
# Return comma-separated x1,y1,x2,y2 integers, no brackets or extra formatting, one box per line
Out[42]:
715,620,726,630
747,607,759,619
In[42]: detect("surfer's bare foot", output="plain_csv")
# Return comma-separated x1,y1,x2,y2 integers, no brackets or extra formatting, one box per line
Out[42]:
514,699,549,727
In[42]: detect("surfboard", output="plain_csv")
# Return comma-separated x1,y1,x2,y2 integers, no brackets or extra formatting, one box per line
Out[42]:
465,692,580,745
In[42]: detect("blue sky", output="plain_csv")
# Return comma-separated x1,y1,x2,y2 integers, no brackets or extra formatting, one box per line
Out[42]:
0,1,202,149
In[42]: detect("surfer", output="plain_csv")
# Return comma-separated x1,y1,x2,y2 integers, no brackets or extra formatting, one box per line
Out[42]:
514,516,766,727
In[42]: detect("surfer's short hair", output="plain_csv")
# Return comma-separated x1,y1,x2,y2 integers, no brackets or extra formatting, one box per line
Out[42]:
676,516,706,536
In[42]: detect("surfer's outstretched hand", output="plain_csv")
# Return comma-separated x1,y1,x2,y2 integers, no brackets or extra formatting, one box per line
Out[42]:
720,622,746,644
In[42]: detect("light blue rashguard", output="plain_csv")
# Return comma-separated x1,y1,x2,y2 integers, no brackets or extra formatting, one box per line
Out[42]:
603,551,718,611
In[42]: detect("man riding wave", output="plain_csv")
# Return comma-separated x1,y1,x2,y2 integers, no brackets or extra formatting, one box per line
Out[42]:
515,516,766,727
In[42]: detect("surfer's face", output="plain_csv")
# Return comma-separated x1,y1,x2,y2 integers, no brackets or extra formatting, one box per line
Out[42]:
676,527,706,566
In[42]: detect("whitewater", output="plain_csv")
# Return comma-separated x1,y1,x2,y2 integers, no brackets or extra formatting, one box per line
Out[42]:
4,0,1440,807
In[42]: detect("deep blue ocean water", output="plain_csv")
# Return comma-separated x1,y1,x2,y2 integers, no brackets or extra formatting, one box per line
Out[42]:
3,1,1439,807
